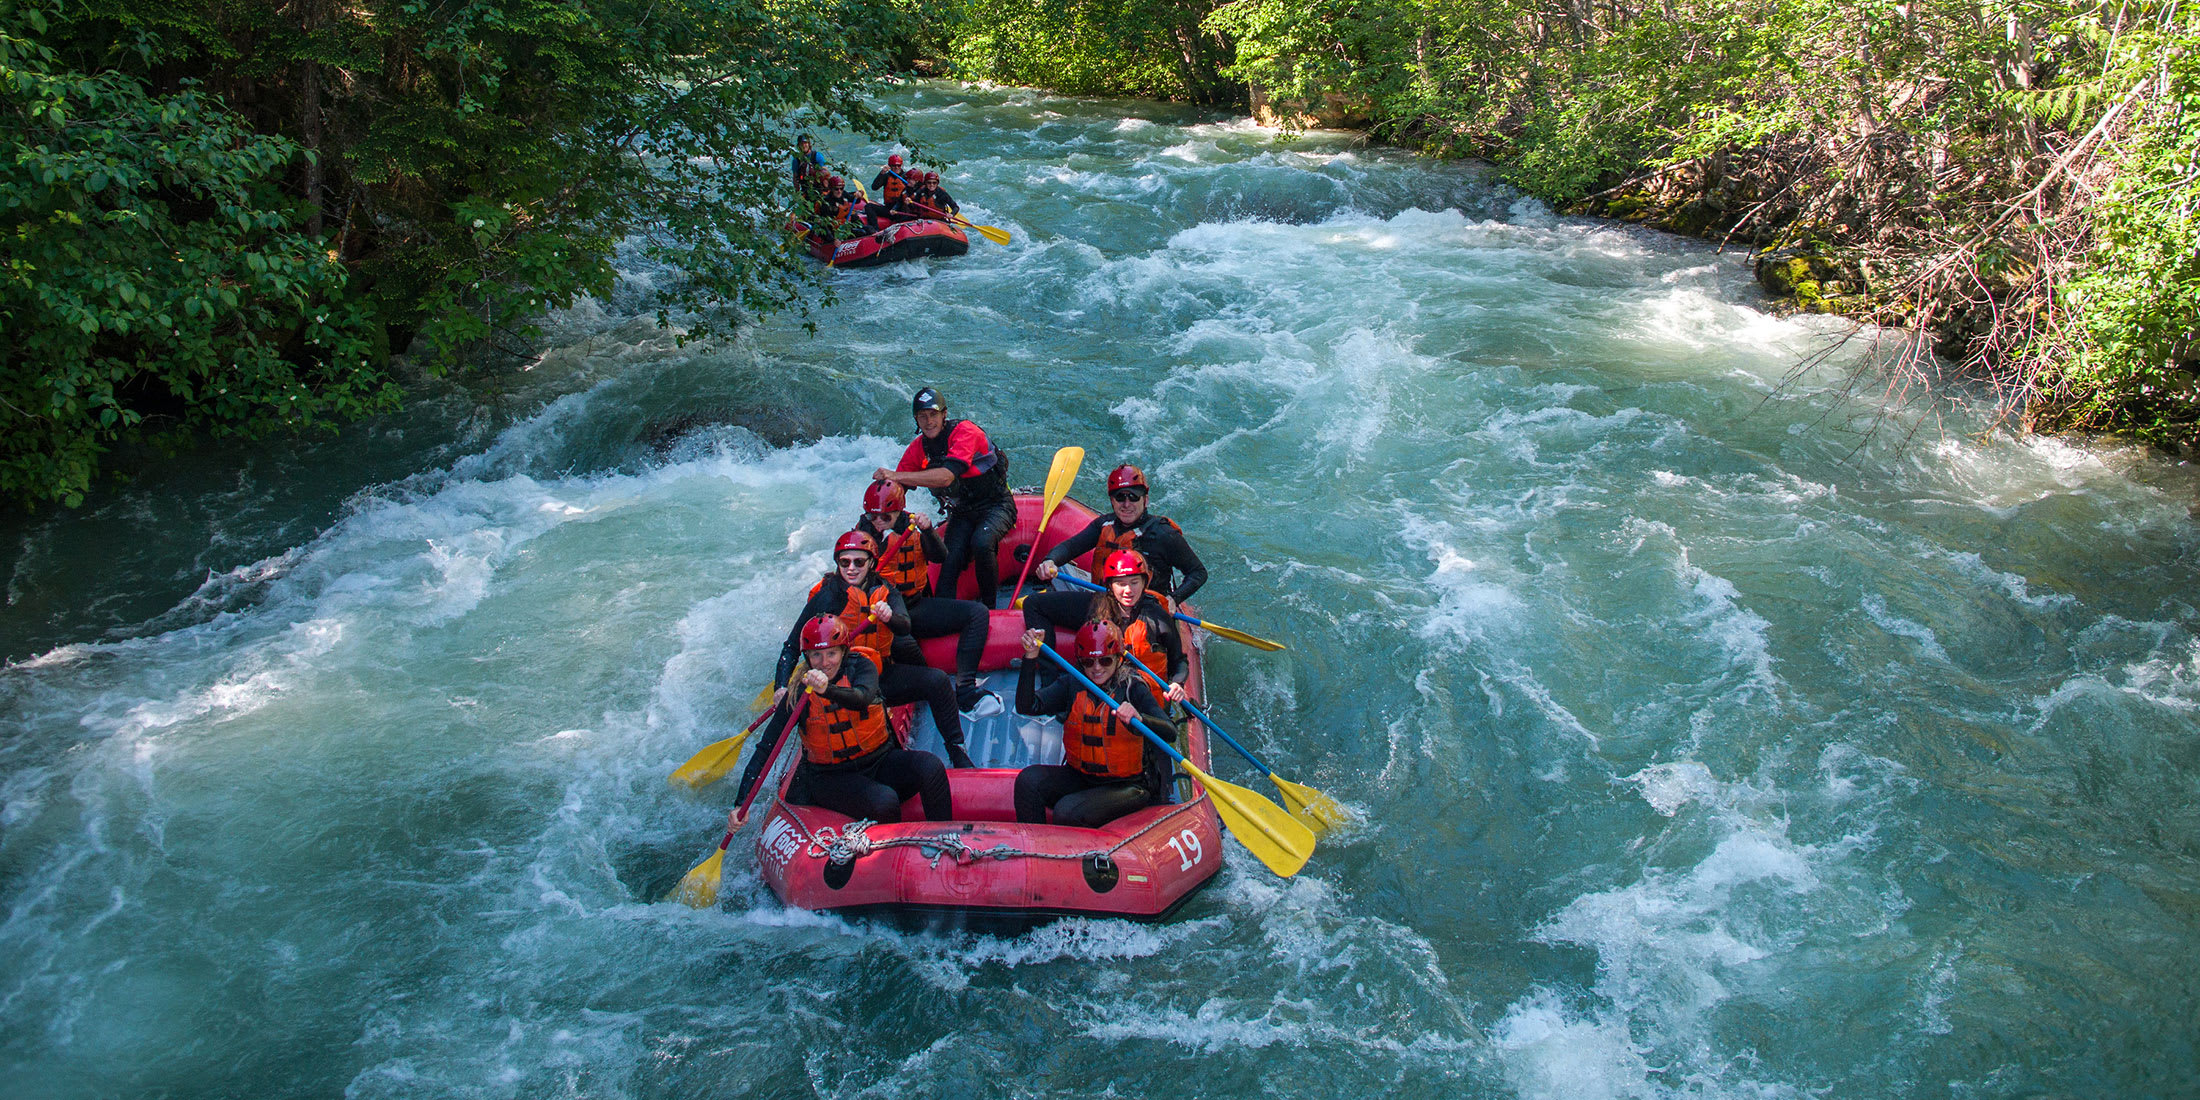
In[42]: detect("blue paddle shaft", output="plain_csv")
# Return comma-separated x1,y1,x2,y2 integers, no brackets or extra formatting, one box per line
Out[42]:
1035,644,1186,765
1120,652,1272,776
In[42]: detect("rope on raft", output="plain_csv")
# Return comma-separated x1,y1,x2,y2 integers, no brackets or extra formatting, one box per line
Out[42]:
799,798,1212,868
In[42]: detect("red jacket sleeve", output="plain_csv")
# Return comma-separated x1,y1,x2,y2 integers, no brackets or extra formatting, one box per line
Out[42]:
894,436,927,473
943,421,987,469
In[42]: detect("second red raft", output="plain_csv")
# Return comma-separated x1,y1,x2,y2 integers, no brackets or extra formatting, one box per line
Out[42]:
789,217,970,267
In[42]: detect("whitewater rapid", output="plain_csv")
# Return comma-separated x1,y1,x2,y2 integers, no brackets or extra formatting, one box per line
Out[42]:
4,82,2198,1099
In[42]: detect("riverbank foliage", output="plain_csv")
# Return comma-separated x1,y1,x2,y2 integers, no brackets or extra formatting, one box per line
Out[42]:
929,1,2200,450
2,0,903,507
928,0,1235,103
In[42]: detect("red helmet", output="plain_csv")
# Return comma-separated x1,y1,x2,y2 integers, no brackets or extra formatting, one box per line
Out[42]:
1099,549,1148,582
887,154,903,167
1106,464,1148,495
1071,620,1124,662
800,615,850,651
924,171,940,184
863,480,905,513
826,175,843,189
834,530,879,563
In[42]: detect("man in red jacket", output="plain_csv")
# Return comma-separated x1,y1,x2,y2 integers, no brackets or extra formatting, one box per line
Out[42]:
872,386,1017,608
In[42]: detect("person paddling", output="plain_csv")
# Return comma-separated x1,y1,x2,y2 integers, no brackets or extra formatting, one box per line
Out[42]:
870,152,913,196
872,387,1017,609
911,171,959,218
1012,622,1176,827
1031,463,1207,608
856,480,1000,717
729,616,952,827
765,530,975,768
1024,549,1189,705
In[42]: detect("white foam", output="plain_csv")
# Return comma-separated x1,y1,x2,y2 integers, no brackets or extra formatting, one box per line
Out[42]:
1630,761,1721,816
1861,594,1953,663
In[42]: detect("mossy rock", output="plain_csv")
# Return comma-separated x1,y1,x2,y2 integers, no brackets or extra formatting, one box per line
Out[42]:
1602,193,1654,220
1755,247,1865,308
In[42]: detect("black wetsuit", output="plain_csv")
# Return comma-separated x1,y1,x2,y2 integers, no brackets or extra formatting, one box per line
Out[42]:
766,573,967,757
1039,510,1208,602
908,185,958,219
859,513,991,703
1013,661,1175,827
896,420,1015,607
1021,591,1189,691
732,651,950,822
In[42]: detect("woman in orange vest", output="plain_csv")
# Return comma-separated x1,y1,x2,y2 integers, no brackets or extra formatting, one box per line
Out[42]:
1011,622,1175,826
1026,463,1208,635
730,616,950,825
855,480,997,716
766,530,974,768
1021,549,1189,705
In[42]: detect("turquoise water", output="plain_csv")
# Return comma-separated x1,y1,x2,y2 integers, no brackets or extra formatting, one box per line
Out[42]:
5,82,2199,1098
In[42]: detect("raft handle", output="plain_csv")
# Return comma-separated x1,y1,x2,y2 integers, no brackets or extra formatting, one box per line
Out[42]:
1082,853,1120,894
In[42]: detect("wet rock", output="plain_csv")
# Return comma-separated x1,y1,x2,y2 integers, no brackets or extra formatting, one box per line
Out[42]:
1754,246,1865,314
637,403,830,454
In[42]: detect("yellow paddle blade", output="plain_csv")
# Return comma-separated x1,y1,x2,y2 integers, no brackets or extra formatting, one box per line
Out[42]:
749,682,775,711
670,848,727,908
1042,447,1083,516
970,222,1012,245
1182,760,1315,877
1273,774,1351,835
667,730,753,789
1196,619,1286,652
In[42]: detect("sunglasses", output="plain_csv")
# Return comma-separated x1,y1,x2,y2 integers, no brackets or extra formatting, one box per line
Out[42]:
865,510,900,523
1110,490,1146,503
1079,656,1119,670
835,556,871,569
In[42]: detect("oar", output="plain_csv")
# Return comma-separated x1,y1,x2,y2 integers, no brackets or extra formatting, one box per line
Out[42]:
667,703,778,789
907,199,1012,245
1036,644,1313,877
671,696,809,908
1049,574,1286,652
1121,653,1348,834
1008,447,1084,605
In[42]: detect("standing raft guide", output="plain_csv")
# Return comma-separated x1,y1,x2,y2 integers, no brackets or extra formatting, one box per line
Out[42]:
669,387,1341,928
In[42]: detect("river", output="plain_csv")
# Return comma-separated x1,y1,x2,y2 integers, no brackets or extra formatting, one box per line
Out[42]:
5,82,2199,1099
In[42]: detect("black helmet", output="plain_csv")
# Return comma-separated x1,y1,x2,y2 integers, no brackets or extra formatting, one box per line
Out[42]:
912,387,946,415
797,132,813,144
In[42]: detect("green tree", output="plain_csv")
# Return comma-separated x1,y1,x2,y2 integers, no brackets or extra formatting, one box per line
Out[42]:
939,0,1237,103
2,5,388,507
2,0,907,507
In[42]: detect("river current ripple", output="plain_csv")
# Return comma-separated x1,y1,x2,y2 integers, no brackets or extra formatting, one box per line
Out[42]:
4,83,2198,1099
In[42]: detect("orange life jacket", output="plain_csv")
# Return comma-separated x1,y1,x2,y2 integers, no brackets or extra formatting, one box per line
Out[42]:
799,648,891,765
882,174,906,201
1062,688,1147,780
807,577,897,659
1094,520,1138,562
873,524,930,601
1122,614,1169,698
1094,517,1182,608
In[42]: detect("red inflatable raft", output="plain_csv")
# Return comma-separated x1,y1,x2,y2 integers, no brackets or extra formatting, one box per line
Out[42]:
789,217,970,267
752,493,1225,929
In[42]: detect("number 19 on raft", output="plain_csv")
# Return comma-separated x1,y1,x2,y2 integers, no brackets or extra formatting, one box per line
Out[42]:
1166,829,1205,871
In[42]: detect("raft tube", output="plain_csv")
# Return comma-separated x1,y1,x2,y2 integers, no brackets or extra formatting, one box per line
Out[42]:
789,217,970,267
753,494,1224,930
